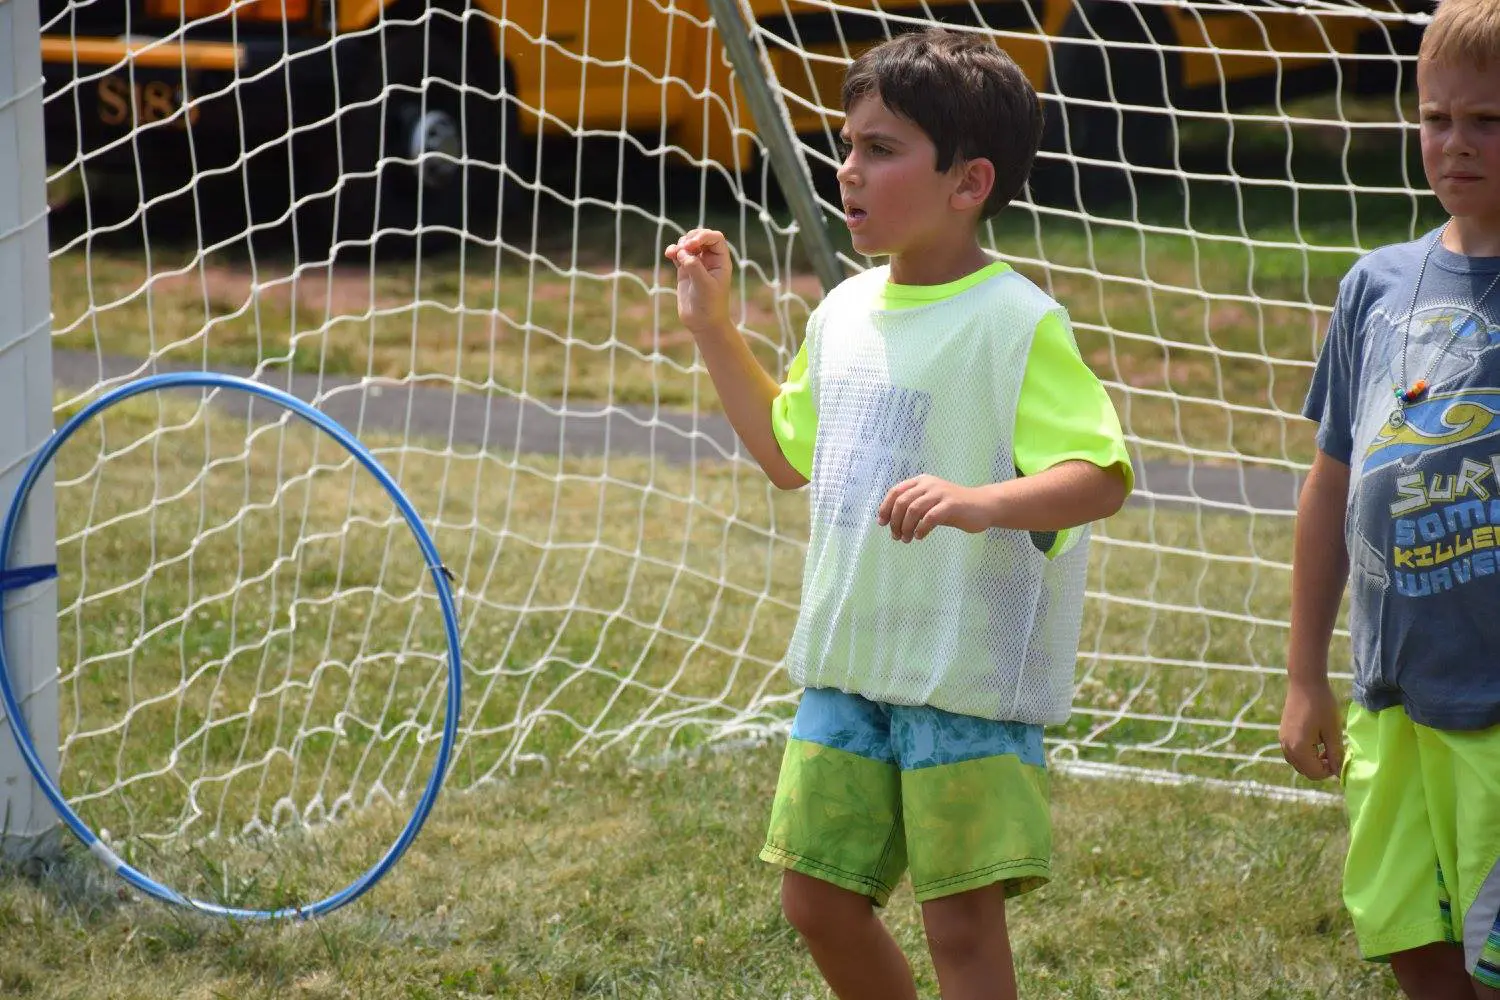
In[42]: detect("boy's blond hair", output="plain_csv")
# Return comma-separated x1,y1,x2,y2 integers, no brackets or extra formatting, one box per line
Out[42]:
1419,0,1500,68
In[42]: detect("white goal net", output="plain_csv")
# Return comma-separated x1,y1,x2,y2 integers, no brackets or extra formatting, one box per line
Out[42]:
4,0,1438,858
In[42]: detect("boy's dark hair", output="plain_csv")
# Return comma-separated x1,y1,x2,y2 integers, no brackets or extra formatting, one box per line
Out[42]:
841,27,1043,220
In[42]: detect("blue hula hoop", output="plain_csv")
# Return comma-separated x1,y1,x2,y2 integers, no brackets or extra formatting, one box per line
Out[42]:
0,372,463,920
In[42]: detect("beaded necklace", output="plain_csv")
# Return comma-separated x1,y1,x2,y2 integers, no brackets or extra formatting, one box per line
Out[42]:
1389,220,1500,428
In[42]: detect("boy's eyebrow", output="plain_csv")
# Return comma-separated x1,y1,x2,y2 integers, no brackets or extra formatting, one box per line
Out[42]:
838,129,903,144
1418,99,1500,113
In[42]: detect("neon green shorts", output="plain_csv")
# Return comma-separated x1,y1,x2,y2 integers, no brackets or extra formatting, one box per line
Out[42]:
1343,702,1500,986
759,687,1051,906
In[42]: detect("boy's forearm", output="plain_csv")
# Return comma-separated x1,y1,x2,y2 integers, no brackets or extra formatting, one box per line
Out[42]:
1287,454,1350,687
692,321,808,490
975,460,1129,531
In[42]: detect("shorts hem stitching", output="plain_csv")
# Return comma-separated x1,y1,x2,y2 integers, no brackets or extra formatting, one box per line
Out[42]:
1356,920,1452,961
759,844,895,902
912,858,1050,901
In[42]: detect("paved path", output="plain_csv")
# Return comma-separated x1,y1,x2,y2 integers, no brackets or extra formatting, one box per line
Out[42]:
53,351,1305,514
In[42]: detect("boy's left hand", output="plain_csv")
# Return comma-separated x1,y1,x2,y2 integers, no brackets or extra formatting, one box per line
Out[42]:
877,475,990,542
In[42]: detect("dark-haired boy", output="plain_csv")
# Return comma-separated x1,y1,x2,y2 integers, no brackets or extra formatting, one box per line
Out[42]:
666,27,1131,999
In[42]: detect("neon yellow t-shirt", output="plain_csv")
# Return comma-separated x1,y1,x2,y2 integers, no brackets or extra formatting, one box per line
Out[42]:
770,260,1132,536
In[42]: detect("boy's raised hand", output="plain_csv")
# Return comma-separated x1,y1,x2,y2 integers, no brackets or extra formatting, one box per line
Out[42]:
665,228,734,336
1279,678,1344,781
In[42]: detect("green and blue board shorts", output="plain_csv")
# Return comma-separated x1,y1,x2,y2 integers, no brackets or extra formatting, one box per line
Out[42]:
760,687,1052,905
1343,702,1500,986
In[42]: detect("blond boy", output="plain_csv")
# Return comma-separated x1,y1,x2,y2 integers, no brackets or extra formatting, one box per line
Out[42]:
1282,1,1500,995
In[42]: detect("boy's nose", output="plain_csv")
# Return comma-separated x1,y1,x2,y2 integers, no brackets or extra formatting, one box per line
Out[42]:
1444,127,1476,158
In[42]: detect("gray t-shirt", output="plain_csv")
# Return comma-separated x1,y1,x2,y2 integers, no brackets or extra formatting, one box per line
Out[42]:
1304,228,1500,730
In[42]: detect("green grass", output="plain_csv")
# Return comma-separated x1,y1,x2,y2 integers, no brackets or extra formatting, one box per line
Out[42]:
41,391,810,906
0,745,1392,999
23,390,1336,926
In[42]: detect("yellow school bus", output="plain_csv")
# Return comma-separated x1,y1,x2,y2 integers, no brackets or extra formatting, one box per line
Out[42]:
40,0,1422,238
509,0,1420,169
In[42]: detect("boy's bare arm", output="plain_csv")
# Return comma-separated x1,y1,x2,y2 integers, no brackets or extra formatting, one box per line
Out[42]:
1279,449,1351,780
665,228,808,491
877,460,1129,542
691,320,808,490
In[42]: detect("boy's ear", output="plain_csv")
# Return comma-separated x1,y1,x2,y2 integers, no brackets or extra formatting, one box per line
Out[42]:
951,156,996,213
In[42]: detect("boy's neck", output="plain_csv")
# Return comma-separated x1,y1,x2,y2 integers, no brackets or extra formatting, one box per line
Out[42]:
1442,216,1500,258
887,241,993,286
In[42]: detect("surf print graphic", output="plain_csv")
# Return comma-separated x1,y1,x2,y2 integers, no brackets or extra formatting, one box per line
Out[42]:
1353,301,1500,599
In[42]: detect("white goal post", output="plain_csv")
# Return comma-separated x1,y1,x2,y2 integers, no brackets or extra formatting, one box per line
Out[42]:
0,0,61,859
1,0,1441,858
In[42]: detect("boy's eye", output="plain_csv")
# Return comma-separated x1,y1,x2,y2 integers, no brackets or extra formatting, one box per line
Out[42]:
869,144,890,156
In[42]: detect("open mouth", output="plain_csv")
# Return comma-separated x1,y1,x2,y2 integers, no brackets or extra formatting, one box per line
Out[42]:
845,207,868,227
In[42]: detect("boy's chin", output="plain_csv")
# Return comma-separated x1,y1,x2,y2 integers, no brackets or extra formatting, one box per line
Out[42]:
1452,207,1500,233
1433,186,1500,225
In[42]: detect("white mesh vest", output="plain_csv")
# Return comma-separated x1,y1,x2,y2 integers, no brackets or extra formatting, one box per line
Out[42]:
785,265,1090,724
